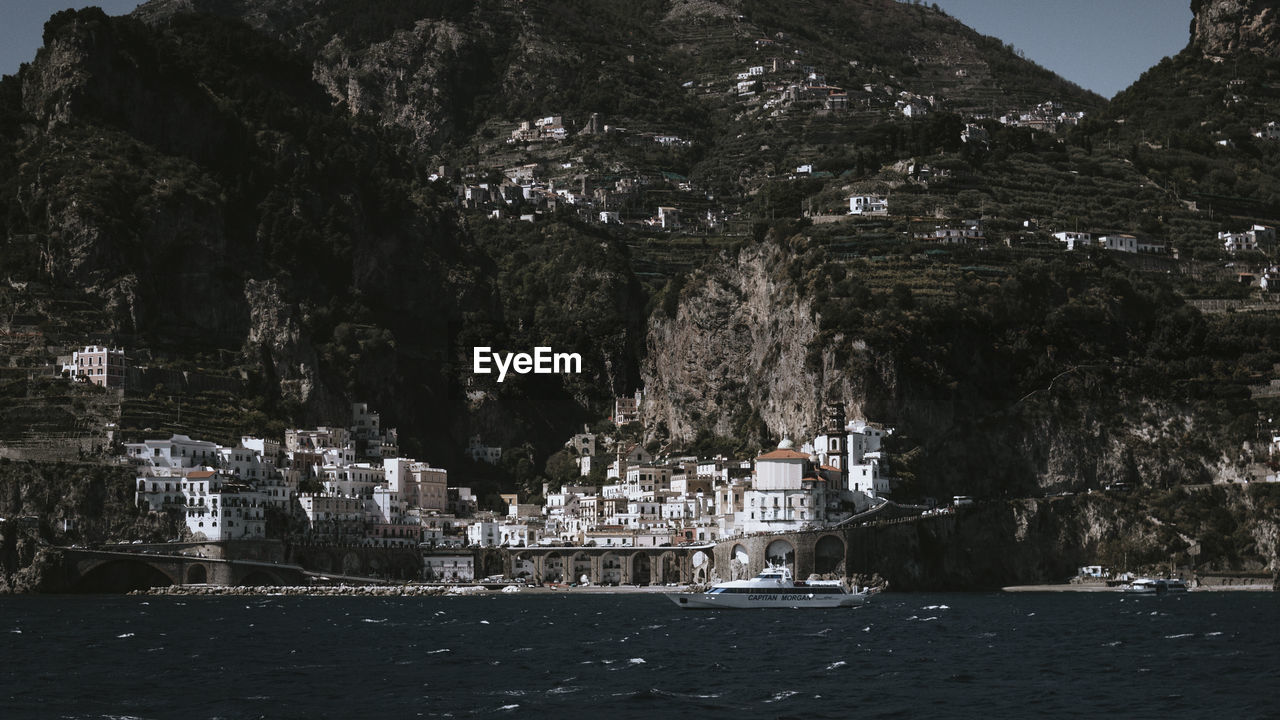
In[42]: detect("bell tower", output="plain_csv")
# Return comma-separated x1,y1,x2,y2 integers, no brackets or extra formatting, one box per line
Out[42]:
823,401,845,468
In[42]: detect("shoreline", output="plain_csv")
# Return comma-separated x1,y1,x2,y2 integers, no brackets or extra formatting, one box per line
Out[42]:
116,580,1276,597
129,583,687,597
1001,583,1275,593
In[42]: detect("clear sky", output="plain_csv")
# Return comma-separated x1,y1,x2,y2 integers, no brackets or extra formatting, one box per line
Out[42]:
932,0,1193,98
2,1,1192,98
0,0,143,78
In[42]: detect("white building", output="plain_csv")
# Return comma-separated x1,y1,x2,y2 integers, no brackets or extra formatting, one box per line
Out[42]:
137,470,268,541
1053,231,1093,251
298,493,364,542
742,440,827,534
848,195,888,215
466,519,502,547
1099,234,1138,253
125,434,220,469
1221,225,1274,253
1255,121,1280,140
424,552,475,582
623,465,672,499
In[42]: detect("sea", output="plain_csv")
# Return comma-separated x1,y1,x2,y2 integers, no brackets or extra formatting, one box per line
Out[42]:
2,591,1276,719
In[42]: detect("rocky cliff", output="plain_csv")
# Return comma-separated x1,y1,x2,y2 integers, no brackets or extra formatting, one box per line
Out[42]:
0,460,182,593
646,243,827,445
853,485,1280,590
1191,0,1280,57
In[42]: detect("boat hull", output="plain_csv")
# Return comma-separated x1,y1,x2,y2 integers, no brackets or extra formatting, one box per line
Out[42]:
666,591,867,609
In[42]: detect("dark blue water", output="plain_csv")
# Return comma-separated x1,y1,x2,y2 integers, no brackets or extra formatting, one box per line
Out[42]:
2,591,1276,719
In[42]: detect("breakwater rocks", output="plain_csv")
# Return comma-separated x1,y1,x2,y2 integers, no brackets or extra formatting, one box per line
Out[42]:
130,584,516,597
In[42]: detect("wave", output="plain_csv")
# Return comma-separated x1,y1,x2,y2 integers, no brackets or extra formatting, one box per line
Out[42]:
763,690,799,703
825,661,848,670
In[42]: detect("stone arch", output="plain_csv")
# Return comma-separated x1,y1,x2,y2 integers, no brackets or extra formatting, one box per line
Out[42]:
691,550,710,584
74,559,176,593
512,552,535,580
659,551,682,585
571,552,592,585
765,539,796,573
730,543,750,580
600,552,622,585
185,564,209,584
631,553,652,586
544,552,564,583
814,534,845,576
478,551,506,579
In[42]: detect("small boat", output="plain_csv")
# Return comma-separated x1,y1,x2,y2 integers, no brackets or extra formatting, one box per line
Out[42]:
666,566,869,609
1123,578,1190,594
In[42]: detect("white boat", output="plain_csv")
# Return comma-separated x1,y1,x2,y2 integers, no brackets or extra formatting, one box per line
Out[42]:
666,566,869,609
1124,578,1190,594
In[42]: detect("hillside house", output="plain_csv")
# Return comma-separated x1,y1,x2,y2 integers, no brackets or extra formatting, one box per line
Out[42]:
961,123,989,145
1137,239,1170,254
62,345,126,387
1221,225,1275,253
917,221,983,244
1255,121,1280,140
848,195,888,215
466,435,502,464
1053,231,1093,250
614,391,642,426
1099,234,1138,253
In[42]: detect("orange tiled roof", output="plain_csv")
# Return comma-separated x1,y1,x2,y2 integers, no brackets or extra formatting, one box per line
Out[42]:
757,449,810,461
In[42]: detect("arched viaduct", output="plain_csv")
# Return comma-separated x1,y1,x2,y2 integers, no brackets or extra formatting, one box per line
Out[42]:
58,547,307,592
491,508,952,586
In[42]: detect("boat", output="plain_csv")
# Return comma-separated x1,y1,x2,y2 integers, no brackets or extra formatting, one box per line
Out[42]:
666,566,869,609
1123,577,1190,594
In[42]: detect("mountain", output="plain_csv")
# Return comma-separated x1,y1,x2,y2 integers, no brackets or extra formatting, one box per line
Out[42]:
0,0,1278,568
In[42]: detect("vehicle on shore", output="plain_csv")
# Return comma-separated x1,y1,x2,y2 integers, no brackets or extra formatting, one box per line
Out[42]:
666,566,869,609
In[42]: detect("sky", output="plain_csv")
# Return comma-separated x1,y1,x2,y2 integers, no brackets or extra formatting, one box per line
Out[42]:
0,0,143,77
1,1,1192,98
931,0,1193,98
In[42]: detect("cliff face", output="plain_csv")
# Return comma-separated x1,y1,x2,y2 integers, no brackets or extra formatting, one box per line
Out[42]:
6,7,649,457
642,242,1246,498
0,461,182,593
641,243,873,447
1191,0,1280,57
856,486,1280,591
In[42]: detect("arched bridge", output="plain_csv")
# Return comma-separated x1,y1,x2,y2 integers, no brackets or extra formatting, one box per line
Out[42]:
491,503,950,586
55,541,307,592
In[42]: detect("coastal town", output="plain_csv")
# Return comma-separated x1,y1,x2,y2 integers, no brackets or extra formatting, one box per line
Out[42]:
116,384,897,584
